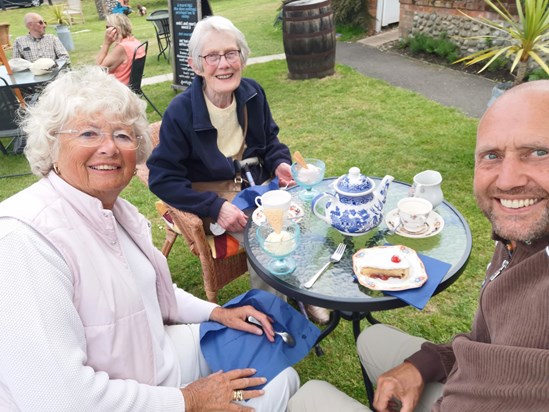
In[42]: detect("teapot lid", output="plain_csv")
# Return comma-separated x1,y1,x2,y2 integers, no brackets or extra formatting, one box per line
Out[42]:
336,167,373,194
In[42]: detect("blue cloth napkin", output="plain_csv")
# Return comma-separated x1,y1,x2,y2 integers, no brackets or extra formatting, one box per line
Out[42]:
384,253,452,310
199,289,320,389
231,178,280,210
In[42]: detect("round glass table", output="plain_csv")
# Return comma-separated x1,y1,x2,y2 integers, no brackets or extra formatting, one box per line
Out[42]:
246,178,472,312
244,177,472,406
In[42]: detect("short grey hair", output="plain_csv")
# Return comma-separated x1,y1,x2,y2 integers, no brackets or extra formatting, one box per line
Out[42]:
188,15,250,72
21,66,152,177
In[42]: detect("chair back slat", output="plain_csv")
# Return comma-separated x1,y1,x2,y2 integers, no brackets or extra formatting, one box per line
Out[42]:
0,78,25,154
128,41,148,92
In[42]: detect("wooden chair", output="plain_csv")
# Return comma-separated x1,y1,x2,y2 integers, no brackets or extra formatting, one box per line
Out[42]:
136,121,248,303
64,0,85,25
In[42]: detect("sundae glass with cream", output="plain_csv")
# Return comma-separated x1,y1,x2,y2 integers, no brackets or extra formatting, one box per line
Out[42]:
291,157,326,201
256,221,300,275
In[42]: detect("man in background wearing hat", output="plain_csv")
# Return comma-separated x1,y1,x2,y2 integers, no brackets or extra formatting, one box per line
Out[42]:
12,13,69,64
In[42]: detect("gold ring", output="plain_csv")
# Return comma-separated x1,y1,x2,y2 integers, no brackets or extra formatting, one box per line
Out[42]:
232,390,244,402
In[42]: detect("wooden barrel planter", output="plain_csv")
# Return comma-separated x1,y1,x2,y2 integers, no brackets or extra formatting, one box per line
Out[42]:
282,0,336,80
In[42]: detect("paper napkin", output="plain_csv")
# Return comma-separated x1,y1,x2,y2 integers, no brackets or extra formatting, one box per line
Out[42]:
385,253,452,310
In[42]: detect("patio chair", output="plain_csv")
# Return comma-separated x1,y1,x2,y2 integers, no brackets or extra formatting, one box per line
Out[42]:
63,0,85,25
135,121,248,303
0,45,25,107
128,41,162,118
0,78,25,155
148,10,171,61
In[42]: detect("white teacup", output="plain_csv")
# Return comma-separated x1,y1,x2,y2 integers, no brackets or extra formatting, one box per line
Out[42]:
397,197,433,233
255,190,292,232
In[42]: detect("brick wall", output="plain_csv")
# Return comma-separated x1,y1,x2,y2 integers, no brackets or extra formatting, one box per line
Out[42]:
399,0,516,36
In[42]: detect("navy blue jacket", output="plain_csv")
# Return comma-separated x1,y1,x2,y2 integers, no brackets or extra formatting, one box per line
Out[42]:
147,76,291,220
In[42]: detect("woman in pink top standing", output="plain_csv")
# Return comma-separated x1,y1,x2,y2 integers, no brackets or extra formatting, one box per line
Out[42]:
96,14,144,85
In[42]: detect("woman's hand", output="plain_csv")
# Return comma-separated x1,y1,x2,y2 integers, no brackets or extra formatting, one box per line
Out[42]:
217,202,248,232
103,26,118,46
275,163,295,187
210,306,275,342
181,368,266,411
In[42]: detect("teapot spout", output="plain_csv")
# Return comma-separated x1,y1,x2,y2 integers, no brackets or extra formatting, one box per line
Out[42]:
375,175,394,203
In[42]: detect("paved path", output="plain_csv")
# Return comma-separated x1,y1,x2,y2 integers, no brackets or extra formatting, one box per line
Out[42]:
336,38,495,118
143,30,496,119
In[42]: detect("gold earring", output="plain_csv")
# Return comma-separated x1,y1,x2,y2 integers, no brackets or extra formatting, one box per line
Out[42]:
53,163,60,175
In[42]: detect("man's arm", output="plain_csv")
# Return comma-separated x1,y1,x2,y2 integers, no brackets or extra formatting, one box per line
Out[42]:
53,36,70,62
12,37,23,59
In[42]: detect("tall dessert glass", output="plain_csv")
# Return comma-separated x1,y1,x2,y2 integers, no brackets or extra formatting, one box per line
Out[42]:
256,221,300,275
291,159,326,201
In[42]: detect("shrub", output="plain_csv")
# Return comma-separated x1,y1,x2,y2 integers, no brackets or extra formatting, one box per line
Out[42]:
527,67,549,80
332,0,370,31
405,33,460,64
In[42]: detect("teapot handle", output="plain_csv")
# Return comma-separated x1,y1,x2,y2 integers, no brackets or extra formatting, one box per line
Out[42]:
311,192,335,224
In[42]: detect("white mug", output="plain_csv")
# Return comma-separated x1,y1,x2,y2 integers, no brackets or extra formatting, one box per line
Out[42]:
255,190,291,232
397,197,433,233
410,170,444,208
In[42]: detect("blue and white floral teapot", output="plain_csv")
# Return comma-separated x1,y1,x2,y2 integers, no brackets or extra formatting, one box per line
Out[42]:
312,167,394,236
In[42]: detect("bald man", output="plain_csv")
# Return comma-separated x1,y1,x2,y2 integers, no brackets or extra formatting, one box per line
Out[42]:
289,81,549,411
12,13,69,63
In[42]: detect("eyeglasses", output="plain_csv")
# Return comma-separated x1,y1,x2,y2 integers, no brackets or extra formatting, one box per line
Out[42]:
56,128,142,150
199,50,241,66
34,20,47,26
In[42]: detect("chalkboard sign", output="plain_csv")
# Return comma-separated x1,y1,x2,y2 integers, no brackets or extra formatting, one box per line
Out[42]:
169,0,212,90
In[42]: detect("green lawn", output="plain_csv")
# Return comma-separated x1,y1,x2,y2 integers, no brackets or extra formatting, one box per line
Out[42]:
0,0,490,406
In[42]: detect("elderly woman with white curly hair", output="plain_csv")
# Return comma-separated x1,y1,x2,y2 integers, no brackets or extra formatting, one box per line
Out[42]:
0,67,299,412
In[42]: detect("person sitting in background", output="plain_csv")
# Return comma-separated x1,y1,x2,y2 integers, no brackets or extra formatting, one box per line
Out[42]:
111,0,132,15
96,14,143,85
0,66,299,411
146,15,330,325
288,80,549,411
136,4,147,16
12,12,69,63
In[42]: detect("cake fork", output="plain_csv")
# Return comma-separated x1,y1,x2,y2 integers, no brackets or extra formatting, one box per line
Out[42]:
303,243,346,288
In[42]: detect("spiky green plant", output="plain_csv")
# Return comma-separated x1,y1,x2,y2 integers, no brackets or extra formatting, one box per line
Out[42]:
454,0,549,85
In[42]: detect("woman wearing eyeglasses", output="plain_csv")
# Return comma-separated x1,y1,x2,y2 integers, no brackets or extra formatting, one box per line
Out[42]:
96,13,143,85
146,16,324,311
0,67,298,411
147,15,297,233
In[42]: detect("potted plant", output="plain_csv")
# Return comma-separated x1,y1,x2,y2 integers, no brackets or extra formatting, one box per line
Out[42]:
454,0,549,90
48,4,74,52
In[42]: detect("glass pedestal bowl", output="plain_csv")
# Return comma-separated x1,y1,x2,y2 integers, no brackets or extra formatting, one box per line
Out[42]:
291,159,326,201
256,221,300,275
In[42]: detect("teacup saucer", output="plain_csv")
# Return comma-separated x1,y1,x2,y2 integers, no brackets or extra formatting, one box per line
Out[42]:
252,202,305,226
385,208,444,239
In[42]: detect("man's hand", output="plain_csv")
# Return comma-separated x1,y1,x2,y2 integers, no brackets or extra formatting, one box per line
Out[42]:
374,362,424,412
274,163,295,188
216,202,248,233
181,368,266,411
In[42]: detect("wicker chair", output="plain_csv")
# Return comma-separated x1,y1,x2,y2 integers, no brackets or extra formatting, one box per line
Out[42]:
136,121,248,303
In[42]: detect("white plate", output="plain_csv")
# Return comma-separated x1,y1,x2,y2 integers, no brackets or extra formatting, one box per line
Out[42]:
252,202,305,226
385,208,444,239
353,245,428,291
